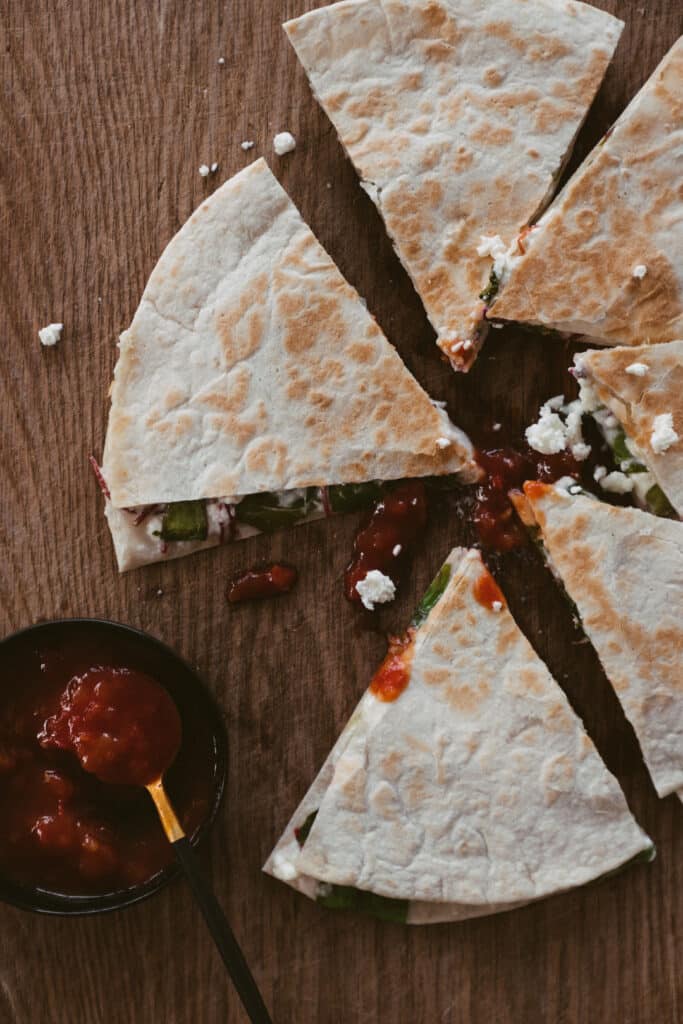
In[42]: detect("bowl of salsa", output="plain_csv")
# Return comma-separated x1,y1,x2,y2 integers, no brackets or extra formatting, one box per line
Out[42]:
0,619,227,915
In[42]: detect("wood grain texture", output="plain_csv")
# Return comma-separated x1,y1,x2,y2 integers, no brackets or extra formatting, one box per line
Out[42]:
0,1,681,1022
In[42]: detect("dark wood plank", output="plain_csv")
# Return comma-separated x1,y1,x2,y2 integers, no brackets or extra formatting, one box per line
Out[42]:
0,2,681,1022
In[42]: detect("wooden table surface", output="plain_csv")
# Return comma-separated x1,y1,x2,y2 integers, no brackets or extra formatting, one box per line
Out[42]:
1,1,681,1021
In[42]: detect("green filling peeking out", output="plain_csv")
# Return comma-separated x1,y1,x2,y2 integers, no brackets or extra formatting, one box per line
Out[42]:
159,500,208,542
411,563,452,629
479,269,499,305
316,885,409,923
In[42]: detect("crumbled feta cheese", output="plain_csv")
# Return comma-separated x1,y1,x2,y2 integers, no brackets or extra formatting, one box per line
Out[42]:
38,322,63,347
477,234,507,259
599,471,634,494
272,848,299,882
273,131,296,156
198,164,211,177
217,57,226,65
436,437,451,449
625,362,649,377
476,234,516,286
463,339,473,351
568,485,583,495
241,140,255,151
156,588,164,597
651,413,680,454
492,422,502,432
210,162,219,173
593,466,607,482
491,601,503,613
526,410,568,455
355,570,396,611
546,395,565,412
632,264,648,279
576,378,602,413
392,545,402,557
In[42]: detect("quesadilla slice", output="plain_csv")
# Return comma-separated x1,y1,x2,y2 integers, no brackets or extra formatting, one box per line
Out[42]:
284,0,623,370
515,483,683,802
493,38,683,345
573,340,682,518
264,548,653,923
99,159,478,571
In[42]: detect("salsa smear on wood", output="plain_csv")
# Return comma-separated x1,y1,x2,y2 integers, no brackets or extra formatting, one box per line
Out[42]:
0,632,215,896
345,481,428,603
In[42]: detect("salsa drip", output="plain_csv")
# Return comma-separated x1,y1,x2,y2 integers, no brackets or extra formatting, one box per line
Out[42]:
473,446,581,551
473,571,507,611
0,635,215,896
345,481,428,604
227,563,298,604
369,632,415,703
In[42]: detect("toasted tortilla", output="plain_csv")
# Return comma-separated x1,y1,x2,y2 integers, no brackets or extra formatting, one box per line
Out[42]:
284,0,623,370
575,340,683,517
493,38,683,345
100,160,479,568
520,483,683,801
264,548,651,923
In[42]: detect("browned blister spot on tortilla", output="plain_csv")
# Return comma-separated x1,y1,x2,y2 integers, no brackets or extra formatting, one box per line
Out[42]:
244,437,288,476
346,341,376,365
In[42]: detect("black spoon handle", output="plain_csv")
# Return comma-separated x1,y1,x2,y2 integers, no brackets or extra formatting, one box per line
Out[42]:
172,838,273,1024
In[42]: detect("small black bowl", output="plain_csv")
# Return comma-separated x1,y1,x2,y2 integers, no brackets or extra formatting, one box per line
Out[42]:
0,619,227,916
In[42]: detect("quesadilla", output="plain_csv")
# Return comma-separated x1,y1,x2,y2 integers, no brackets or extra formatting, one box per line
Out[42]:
573,340,682,518
284,0,623,370
264,548,653,923
493,38,683,345
99,159,478,572
514,483,683,802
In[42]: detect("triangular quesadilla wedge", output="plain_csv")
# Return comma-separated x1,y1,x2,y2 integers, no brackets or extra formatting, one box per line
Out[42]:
284,0,623,371
264,548,653,924
514,483,683,803
99,159,478,571
573,340,683,518
493,38,683,345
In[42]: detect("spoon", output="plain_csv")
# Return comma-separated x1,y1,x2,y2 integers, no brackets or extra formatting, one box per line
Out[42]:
40,666,273,1024
146,776,273,1024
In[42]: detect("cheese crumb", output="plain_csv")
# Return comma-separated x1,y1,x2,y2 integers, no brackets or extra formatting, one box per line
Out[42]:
492,601,503,613
355,570,396,611
392,545,402,557
651,413,680,454
210,162,219,173
492,422,502,432
599,470,634,494
273,131,296,156
526,409,568,455
198,164,211,177
625,362,649,376
241,140,255,151
436,437,451,449
593,466,607,482
476,234,515,286
217,57,226,66
38,323,63,347
632,264,648,279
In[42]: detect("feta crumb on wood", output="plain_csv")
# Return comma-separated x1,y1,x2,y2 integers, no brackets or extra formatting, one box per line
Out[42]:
241,140,255,151
355,570,396,611
198,164,211,177
38,323,63,347
273,131,296,156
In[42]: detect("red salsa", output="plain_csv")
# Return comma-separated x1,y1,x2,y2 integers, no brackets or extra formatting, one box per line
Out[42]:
473,571,507,611
227,563,298,604
473,446,581,551
369,632,414,703
345,481,428,604
39,668,182,787
0,631,216,896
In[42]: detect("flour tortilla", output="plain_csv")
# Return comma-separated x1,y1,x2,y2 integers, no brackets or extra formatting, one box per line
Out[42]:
264,548,651,923
284,0,623,370
575,340,683,517
102,158,477,511
493,38,683,345
520,483,683,801
100,159,479,570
